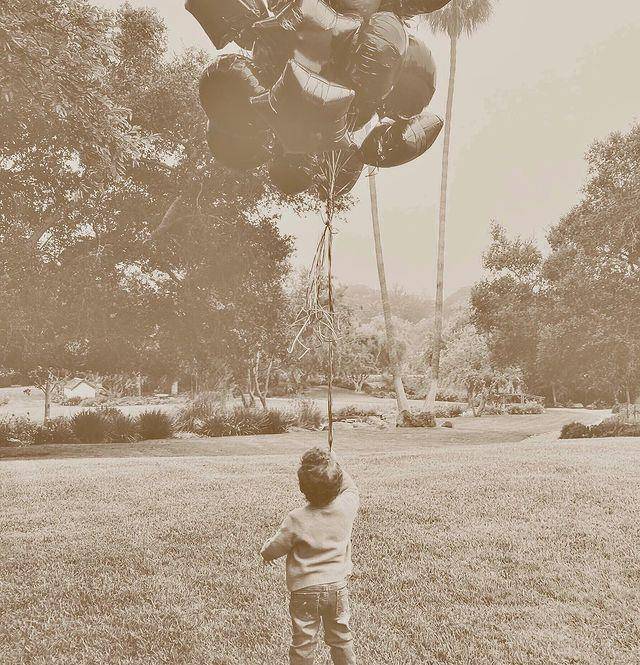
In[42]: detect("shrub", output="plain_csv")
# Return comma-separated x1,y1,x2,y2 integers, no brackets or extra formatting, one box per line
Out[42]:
61,396,83,406
261,409,294,434
397,410,436,428
196,407,293,437
506,402,544,415
175,392,226,432
33,418,76,445
103,410,139,443
0,417,37,446
292,399,323,430
433,404,464,418
560,422,592,439
72,410,109,444
137,409,174,440
334,405,382,422
0,396,9,407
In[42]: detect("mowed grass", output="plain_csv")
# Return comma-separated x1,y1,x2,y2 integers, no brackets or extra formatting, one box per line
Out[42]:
1,434,639,664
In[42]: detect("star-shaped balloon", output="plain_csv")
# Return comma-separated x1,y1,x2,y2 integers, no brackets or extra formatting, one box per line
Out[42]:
251,60,355,154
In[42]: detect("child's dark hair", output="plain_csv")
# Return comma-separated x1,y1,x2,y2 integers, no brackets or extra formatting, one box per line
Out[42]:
298,447,343,507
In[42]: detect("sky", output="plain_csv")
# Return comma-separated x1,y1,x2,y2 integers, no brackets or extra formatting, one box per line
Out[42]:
97,0,640,295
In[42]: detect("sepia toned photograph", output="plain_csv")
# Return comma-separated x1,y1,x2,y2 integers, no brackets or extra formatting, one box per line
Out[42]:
1,0,639,663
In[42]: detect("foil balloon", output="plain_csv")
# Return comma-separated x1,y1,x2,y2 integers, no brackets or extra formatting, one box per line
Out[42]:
185,0,267,49
380,34,436,119
361,110,443,167
251,60,355,154
199,54,267,137
252,37,285,88
329,0,382,20
206,121,272,170
348,99,378,130
343,12,408,106
378,0,450,17
252,0,360,75
269,153,315,195
316,143,364,199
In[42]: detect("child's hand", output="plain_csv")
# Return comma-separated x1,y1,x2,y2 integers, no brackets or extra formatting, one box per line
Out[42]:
261,556,276,568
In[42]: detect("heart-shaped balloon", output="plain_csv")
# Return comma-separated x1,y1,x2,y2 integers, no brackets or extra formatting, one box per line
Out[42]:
269,153,315,195
186,0,268,49
253,0,360,75
251,60,355,154
361,110,443,167
206,121,272,170
329,0,382,20
379,0,450,17
342,12,408,106
380,33,436,120
199,54,267,137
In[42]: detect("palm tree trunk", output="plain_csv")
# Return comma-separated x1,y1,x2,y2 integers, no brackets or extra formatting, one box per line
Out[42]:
368,168,411,414
426,35,458,411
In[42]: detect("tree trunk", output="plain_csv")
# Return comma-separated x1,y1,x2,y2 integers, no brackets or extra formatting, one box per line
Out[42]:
136,373,143,397
368,168,411,414
551,383,557,407
626,385,631,406
44,381,51,423
247,369,256,407
426,35,458,411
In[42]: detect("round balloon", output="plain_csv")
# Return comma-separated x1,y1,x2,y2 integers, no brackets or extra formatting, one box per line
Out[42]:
206,122,272,170
316,143,365,199
329,0,382,20
361,110,443,167
252,0,360,75
186,0,267,49
251,60,355,154
269,153,315,195
343,12,408,106
379,33,436,119
199,55,267,137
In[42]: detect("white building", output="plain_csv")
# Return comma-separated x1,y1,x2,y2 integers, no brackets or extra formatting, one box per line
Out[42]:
62,378,100,400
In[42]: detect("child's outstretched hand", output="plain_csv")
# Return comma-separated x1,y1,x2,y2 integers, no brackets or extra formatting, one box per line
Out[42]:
261,556,277,568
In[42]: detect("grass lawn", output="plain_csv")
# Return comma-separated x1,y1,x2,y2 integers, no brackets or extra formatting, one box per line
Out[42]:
2,427,638,664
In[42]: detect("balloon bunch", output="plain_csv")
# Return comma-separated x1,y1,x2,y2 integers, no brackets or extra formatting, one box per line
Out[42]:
188,0,449,199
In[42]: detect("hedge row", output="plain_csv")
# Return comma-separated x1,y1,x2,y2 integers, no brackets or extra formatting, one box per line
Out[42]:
0,409,174,446
560,419,640,440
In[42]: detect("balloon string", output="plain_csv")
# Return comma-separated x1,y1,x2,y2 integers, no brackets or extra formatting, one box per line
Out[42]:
326,155,336,452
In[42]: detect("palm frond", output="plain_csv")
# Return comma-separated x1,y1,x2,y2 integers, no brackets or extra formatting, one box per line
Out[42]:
424,0,496,39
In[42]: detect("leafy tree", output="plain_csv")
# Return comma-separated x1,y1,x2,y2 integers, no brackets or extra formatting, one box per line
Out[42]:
423,0,496,409
440,323,521,416
540,123,640,404
0,3,294,413
471,222,543,393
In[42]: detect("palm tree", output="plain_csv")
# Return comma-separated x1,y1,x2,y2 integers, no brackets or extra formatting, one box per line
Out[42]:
424,0,495,410
368,168,411,415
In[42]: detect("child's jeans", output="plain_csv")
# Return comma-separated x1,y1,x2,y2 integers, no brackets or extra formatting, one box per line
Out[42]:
289,580,355,665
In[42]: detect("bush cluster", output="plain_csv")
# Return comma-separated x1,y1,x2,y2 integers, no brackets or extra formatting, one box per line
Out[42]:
506,402,545,415
560,419,640,440
433,404,465,418
0,408,175,447
333,405,382,422
397,410,436,428
195,407,293,438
